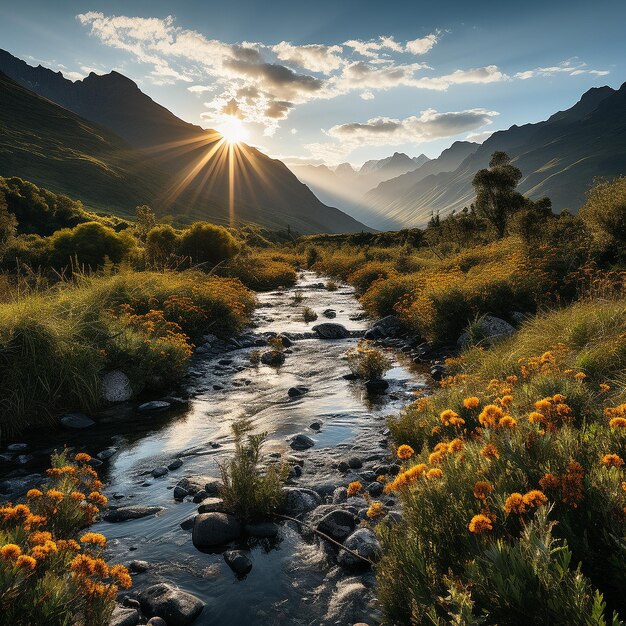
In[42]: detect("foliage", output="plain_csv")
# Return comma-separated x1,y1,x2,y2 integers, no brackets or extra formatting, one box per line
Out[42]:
178,222,240,266
145,224,180,268
0,452,130,626
302,306,318,322
218,419,287,523
0,191,17,260
134,205,156,240
0,270,254,439
379,297,626,624
346,340,392,380
579,177,626,252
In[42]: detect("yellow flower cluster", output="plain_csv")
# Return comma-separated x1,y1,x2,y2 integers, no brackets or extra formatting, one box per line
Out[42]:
503,489,548,515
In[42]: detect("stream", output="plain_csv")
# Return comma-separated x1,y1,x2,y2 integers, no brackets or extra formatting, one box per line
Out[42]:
0,271,429,625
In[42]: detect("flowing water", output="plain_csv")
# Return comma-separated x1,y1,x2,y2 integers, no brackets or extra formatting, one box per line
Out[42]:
0,272,429,625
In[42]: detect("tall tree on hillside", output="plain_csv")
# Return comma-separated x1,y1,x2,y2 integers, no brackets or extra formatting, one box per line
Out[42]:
472,151,524,238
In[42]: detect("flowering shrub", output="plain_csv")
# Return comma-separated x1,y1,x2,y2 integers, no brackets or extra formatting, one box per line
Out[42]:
346,341,392,380
0,452,129,625
377,299,626,623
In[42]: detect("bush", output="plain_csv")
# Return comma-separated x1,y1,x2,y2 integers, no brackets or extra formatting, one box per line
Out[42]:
580,177,626,248
178,222,240,266
219,254,297,291
218,420,287,523
0,452,130,626
145,224,180,268
346,341,392,380
48,222,134,269
303,306,318,322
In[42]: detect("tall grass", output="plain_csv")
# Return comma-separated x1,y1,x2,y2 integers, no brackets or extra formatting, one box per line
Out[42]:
0,269,255,440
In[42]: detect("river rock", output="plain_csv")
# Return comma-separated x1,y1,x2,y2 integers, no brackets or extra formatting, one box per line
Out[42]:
365,379,389,394
260,350,286,365
128,560,150,573
60,412,95,429
137,400,171,413
371,315,403,338
97,447,117,461
101,370,133,403
224,550,253,576
174,476,211,500
192,513,242,548
316,509,356,542
204,477,223,496
312,323,349,339
151,467,169,478
7,443,28,452
290,434,315,451
0,474,42,497
338,528,382,570
324,578,371,625
281,487,322,516
244,522,279,538
323,309,337,319
104,506,164,523
197,498,225,513
147,619,167,626
140,583,204,626
309,421,322,430
347,456,363,469
332,487,348,503
278,335,293,348
367,482,383,497
288,386,309,398
168,459,183,471
458,314,515,348
109,605,140,626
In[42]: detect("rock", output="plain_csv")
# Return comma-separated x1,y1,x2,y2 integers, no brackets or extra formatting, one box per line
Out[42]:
174,476,211,499
152,467,169,478
192,513,242,548
338,461,350,473
343,372,360,380
244,522,279,538
60,413,95,429
104,506,164,523
309,421,322,430
192,490,208,504
101,370,133,403
365,379,389,394
511,311,526,326
323,309,337,319
0,474,43,497
123,598,141,609
312,323,349,339
109,605,140,626
332,487,348,503
173,486,189,501
289,464,303,479
168,459,183,471
88,457,103,468
137,401,171,413
363,327,383,340
180,516,196,531
367,482,383,497
290,434,315,451
338,528,382,570
17,454,34,464
204,478,223,496
430,365,446,381
128,560,150,573
371,315,403,338
147,618,168,626
458,314,516,348
288,386,309,398
97,447,117,461
260,351,286,366
197,498,225,514
347,457,363,469
281,487,322,516
140,583,204,626
7,443,28,452
317,509,356,542
278,335,293,348
218,359,233,366
224,550,253,576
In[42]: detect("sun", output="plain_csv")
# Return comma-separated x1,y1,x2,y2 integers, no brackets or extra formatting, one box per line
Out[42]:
218,117,249,144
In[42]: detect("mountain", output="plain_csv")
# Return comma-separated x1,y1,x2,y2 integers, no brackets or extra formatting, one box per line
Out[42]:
362,141,479,228
0,50,369,234
363,84,626,228
290,152,430,226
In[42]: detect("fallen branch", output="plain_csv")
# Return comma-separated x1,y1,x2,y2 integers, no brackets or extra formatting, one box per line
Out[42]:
273,512,373,566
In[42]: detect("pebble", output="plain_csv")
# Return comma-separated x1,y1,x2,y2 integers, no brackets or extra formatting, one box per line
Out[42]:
290,434,315,451
224,549,253,576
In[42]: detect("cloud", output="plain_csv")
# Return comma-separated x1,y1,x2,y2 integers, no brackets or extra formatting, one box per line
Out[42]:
515,59,609,80
308,107,498,162
272,42,344,73
360,91,375,100
405,33,440,55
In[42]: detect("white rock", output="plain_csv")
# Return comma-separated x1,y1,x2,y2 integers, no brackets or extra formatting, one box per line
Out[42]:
101,370,133,402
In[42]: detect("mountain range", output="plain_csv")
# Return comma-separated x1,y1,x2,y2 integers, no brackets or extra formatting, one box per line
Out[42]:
0,49,369,234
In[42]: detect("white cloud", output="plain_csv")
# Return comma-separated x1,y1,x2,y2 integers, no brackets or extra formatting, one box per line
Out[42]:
515,59,609,80
272,42,344,73
405,33,440,55
360,91,375,100
308,107,498,162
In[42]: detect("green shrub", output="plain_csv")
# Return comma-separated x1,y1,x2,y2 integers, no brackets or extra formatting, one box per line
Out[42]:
178,222,240,266
580,177,626,248
145,224,180,268
346,341,392,380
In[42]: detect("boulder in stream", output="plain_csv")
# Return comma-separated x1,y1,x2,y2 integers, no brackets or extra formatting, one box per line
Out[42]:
338,528,381,570
192,512,242,548
104,506,164,523
60,413,95,429
290,434,315,450
224,549,253,576
139,583,204,626
312,323,350,339
101,370,133,403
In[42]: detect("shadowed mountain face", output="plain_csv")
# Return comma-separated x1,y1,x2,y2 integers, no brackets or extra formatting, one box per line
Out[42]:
0,50,370,234
360,84,626,228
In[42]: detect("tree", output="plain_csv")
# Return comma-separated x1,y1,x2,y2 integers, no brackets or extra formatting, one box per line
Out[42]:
49,222,133,269
146,224,180,267
472,151,524,238
510,197,553,244
177,222,240,266
135,204,156,240
579,177,626,247
0,191,17,260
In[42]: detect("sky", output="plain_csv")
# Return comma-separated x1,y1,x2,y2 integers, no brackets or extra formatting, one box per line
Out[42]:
1,0,625,166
